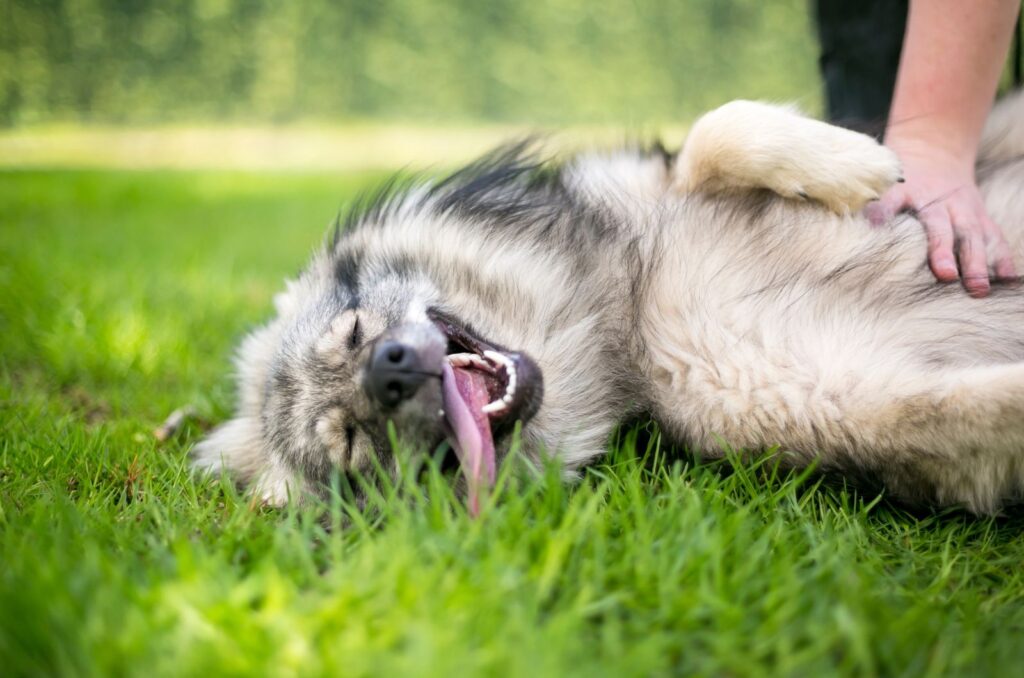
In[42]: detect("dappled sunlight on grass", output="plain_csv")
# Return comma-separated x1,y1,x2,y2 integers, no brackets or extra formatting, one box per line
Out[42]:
97,308,158,375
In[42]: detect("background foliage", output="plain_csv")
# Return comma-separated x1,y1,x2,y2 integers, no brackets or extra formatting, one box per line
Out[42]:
0,0,822,126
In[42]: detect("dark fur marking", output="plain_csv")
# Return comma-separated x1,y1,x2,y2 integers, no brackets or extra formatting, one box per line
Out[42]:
334,249,362,304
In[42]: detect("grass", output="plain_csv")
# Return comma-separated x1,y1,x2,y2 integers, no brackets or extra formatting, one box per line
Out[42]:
2,169,1024,677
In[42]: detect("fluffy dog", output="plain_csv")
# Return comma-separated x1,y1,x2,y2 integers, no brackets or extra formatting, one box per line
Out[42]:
195,95,1024,514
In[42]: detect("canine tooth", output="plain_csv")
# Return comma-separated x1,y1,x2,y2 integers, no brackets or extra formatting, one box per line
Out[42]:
482,400,509,414
502,394,513,404
484,350,516,380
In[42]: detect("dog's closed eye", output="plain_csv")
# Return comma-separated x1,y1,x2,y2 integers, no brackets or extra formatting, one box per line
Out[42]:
316,310,362,363
348,314,362,350
344,425,356,459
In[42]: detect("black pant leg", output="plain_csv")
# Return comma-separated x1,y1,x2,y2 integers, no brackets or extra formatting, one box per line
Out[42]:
814,0,908,136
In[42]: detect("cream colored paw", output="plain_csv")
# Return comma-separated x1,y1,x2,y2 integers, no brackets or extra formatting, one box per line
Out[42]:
252,467,299,507
673,100,902,214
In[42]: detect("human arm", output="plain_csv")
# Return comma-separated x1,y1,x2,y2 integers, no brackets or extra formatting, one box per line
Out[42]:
877,0,1020,297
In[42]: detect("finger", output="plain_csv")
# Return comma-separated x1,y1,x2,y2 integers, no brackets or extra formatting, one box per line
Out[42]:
957,228,990,297
920,208,959,282
869,186,909,226
984,217,1017,281
863,201,887,226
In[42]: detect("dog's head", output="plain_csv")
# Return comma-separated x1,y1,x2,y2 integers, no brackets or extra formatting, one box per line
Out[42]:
196,148,633,512
197,239,545,513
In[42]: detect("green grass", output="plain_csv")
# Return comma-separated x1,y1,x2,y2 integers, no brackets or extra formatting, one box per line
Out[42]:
2,169,1024,677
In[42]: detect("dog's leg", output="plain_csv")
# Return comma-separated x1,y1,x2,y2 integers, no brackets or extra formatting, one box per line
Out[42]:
672,100,903,214
836,363,1024,512
660,359,1024,513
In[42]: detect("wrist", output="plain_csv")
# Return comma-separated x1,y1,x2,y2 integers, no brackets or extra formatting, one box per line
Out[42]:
884,130,977,176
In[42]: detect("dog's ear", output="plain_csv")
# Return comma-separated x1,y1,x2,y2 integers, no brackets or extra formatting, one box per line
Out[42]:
274,249,341,319
192,417,301,506
191,416,266,480
273,277,303,317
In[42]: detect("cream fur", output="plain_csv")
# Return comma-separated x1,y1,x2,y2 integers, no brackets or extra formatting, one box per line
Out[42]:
674,100,902,214
196,96,1024,514
646,98,1024,513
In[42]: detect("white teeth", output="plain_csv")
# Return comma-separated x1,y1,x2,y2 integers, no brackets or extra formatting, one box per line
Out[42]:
482,350,517,414
481,400,509,415
447,350,519,416
447,352,493,371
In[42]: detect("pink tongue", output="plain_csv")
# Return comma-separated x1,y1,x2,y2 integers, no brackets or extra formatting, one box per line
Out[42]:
440,361,496,516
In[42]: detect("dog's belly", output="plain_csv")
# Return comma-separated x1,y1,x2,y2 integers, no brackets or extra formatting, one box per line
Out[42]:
641,210,893,448
633,194,1024,512
635,192,1023,447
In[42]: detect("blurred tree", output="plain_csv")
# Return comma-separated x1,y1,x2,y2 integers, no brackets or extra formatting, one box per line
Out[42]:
0,0,823,126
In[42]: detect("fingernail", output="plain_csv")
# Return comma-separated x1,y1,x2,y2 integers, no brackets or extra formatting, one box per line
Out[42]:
934,259,958,279
964,277,991,298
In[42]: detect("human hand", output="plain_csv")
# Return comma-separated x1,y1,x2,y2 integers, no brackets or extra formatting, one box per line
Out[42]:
868,145,1016,297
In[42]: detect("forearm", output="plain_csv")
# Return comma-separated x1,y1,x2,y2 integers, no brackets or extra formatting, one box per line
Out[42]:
886,0,1019,167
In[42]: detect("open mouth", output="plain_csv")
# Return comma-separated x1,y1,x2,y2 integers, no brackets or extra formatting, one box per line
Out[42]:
429,309,543,516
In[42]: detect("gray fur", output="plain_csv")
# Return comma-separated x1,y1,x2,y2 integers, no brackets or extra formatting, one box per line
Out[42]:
195,97,1024,514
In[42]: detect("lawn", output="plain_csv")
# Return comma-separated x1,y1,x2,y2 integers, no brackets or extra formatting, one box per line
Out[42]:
2,169,1024,677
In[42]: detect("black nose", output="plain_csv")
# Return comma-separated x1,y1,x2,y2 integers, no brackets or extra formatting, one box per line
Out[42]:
365,340,429,408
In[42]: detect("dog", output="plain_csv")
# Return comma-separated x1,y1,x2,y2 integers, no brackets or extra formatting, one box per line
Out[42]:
194,94,1024,515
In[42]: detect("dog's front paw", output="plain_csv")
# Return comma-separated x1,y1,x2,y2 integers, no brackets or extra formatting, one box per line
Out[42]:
791,123,903,214
674,100,903,214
